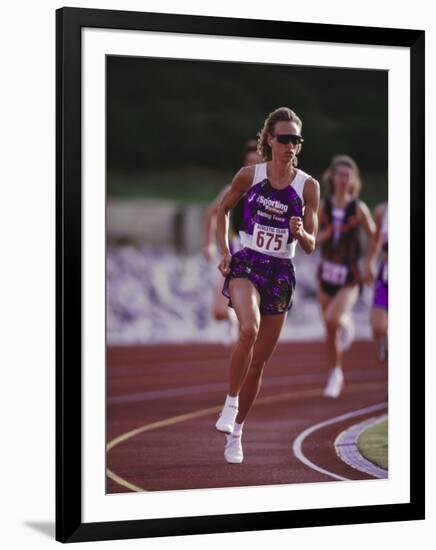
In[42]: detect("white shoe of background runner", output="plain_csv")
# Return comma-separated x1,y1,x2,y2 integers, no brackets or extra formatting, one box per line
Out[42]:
323,367,344,398
224,434,244,463
215,404,238,434
338,314,355,351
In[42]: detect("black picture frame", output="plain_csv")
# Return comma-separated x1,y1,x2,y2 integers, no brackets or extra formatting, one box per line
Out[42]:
56,6,425,543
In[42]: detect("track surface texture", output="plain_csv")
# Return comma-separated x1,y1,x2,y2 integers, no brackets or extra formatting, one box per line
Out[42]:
106,341,388,493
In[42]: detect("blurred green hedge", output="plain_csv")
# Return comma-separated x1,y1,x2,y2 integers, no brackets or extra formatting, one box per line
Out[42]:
107,56,387,203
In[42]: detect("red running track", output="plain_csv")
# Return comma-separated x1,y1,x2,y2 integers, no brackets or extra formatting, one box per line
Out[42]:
106,341,388,493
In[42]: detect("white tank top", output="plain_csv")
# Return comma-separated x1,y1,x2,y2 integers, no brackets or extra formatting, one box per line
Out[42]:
252,162,308,206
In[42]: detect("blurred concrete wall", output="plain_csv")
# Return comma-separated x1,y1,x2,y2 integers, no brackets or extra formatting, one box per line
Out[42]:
107,199,206,253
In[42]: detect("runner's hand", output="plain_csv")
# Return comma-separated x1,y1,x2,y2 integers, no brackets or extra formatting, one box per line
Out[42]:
290,216,304,238
218,253,232,277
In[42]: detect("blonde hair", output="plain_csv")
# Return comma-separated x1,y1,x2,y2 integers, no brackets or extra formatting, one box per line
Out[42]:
322,155,362,198
257,107,303,165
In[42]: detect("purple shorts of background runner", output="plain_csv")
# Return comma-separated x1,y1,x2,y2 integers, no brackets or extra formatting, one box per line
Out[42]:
222,247,296,315
373,261,388,310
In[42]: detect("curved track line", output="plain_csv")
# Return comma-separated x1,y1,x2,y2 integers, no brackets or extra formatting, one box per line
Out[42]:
107,381,384,492
335,415,388,479
292,402,388,482
106,469,146,492
107,405,221,451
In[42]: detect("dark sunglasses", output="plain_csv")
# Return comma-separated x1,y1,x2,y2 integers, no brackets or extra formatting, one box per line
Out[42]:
272,133,304,145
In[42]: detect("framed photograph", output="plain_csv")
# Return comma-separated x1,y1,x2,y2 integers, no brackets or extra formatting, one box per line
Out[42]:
56,7,425,543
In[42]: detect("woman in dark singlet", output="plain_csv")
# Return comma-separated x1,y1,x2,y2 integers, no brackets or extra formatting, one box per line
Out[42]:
317,155,376,398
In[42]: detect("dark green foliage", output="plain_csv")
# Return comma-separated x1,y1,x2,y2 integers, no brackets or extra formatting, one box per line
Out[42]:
107,56,387,205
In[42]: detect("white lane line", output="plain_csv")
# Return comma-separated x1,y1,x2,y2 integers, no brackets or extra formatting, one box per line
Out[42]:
335,415,388,479
292,402,388,481
107,382,384,492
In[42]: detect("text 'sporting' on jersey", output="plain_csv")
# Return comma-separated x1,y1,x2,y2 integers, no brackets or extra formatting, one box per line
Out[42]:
238,162,311,259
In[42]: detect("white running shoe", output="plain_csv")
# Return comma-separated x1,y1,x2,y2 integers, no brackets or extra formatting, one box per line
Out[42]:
338,315,355,351
323,367,344,398
224,434,244,464
215,404,238,434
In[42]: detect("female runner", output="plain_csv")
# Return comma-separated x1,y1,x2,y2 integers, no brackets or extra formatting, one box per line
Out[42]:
203,141,261,340
214,107,320,463
316,155,376,398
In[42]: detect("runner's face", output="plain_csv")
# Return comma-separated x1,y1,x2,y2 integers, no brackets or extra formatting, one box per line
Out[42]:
268,121,302,163
332,164,354,194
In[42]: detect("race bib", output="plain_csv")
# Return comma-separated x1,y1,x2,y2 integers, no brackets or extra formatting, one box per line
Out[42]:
252,223,289,254
321,260,348,285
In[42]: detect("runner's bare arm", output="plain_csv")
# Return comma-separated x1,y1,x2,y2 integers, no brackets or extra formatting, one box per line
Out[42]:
357,200,377,284
216,166,254,275
290,177,320,254
203,185,231,260
315,201,332,245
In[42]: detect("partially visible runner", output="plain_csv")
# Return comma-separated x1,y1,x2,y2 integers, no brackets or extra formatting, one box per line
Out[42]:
214,107,320,463
368,201,388,363
316,155,376,398
203,141,262,342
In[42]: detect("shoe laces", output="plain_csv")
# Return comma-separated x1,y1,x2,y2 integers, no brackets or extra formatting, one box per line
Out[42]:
225,434,242,448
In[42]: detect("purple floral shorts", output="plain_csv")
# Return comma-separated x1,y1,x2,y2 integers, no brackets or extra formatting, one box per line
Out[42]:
222,248,296,315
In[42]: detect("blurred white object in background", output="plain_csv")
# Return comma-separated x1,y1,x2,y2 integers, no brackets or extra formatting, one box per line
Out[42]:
107,245,373,345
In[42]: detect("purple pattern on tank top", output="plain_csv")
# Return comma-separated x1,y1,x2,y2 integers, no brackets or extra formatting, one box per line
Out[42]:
222,174,304,315
242,178,304,244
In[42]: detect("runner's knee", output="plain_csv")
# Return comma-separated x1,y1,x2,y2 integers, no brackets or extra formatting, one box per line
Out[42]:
239,321,259,347
325,314,341,332
213,308,228,321
372,323,386,340
373,329,381,340
372,311,387,338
